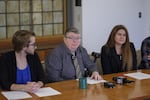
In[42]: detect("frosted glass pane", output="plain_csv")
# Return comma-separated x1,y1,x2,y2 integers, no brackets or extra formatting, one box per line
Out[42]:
53,0,62,11
0,14,6,26
32,0,41,12
53,12,63,23
43,12,53,24
0,0,64,40
7,1,19,12
54,24,63,34
0,27,6,39
20,13,30,25
43,24,53,36
7,27,19,38
0,1,5,13
32,13,42,24
33,25,42,36
20,1,30,12
7,14,19,25
43,0,52,11
20,26,30,30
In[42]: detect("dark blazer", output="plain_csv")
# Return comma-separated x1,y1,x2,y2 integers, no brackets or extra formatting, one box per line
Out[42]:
0,51,46,90
45,43,98,82
101,42,137,74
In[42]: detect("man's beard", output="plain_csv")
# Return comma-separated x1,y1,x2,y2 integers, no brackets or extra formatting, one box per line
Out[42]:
25,50,34,55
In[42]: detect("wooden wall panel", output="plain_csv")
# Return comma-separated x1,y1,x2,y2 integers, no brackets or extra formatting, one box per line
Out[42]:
0,35,64,61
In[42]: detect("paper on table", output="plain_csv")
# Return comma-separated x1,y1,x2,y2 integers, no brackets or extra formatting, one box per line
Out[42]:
124,72,150,80
87,77,107,84
1,91,32,100
34,87,61,97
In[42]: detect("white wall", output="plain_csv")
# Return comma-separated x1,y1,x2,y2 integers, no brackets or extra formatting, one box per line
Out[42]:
73,0,150,53
144,0,150,37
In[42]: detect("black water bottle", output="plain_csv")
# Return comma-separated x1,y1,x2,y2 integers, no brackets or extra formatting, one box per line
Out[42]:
84,68,89,77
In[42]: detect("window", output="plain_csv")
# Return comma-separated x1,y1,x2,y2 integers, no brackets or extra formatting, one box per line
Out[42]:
0,0,66,39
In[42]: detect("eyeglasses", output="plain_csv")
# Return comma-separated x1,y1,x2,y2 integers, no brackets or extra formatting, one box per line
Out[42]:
65,36,81,41
28,43,37,48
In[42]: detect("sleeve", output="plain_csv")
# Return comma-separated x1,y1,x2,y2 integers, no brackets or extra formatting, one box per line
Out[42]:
0,53,14,90
141,39,149,68
130,42,137,70
80,47,98,73
32,52,47,84
0,55,3,89
101,46,112,74
45,49,64,82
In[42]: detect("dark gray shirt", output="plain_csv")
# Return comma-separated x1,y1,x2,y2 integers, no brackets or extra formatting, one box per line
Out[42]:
141,37,150,69
45,43,98,82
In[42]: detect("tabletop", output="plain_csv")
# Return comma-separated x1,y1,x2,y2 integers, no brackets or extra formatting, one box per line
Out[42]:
0,69,150,100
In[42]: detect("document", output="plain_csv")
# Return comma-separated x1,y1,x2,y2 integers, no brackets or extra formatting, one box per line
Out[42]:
124,72,150,80
87,77,107,84
34,87,61,97
1,91,32,100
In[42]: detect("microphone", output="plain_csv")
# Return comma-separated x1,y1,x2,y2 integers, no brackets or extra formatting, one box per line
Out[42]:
71,52,76,60
91,52,101,62
71,55,76,60
112,76,134,84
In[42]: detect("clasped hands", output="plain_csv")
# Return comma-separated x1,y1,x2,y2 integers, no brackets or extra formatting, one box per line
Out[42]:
23,81,43,93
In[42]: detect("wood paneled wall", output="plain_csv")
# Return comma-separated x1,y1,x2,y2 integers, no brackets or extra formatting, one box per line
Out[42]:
0,35,64,61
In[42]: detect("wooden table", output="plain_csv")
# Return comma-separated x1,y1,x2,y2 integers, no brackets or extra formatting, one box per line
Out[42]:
0,69,150,100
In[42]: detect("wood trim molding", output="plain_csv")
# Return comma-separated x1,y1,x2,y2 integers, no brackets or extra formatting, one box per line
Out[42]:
0,38,12,53
0,35,64,61
36,35,64,47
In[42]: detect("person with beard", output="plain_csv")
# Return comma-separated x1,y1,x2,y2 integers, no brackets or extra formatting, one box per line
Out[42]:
0,30,46,93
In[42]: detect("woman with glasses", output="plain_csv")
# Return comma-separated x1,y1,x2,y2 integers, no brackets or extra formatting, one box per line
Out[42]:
0,30,46,93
